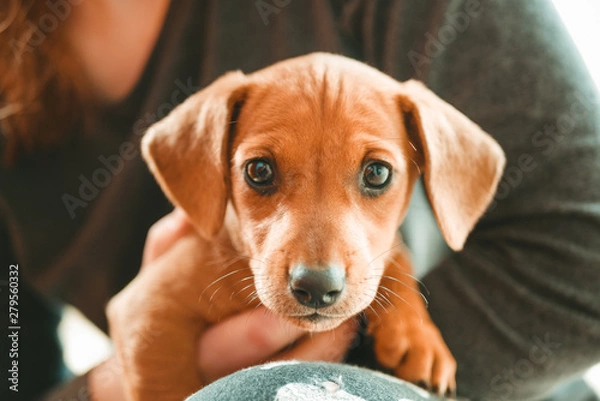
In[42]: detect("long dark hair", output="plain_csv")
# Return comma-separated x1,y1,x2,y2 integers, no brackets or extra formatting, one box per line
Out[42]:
0,0,89,165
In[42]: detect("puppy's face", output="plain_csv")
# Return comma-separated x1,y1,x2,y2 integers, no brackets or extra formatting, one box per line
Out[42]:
142,53,505,333
228,70,418,331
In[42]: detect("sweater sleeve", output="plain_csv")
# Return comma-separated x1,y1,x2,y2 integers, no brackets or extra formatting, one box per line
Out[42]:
337,0,600,399
399,1,600,399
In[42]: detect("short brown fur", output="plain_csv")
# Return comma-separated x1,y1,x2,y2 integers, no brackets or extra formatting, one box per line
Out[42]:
108,53,505,400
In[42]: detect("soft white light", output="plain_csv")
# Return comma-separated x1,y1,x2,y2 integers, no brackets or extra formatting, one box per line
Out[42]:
552,0,600,392
552,0,600,90
59,305,112,375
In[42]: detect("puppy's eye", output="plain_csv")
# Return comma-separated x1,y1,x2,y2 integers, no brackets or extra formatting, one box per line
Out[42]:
245,159,275,187
363,162,391,189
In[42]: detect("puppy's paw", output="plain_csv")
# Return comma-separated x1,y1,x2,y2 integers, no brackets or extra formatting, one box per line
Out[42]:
370,318,456,397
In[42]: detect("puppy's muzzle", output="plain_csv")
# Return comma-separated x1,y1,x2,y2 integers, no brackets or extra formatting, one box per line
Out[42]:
289,264,346,309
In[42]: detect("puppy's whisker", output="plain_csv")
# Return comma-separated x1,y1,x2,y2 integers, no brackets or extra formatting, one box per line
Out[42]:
367,242,405,265
208,285,224,305
199,268,250,302
387,267,431,296
408,140,417,152
243,287,258,299
243,290,260,306
377,286,410,308
371,292,390,313
380,298,395,313
205,286,224,317
206,267,248,288
232,275,257,292
245,296,260,308
246,299,266,322
375,286,399,303
363,286,387,311
228,276,259,300
410,158,421,174
237,275,255,282
366,304,381,324
383,276,429,308
378,284,424,323
230,283,256,301
385,261,431,295
381,271,419,293
378,285,404,303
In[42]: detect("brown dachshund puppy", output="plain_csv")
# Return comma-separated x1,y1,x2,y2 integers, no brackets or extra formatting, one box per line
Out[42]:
107,53,505,401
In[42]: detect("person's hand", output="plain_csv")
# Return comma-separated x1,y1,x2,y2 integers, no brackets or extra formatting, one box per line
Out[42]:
140,208,195,268
89,209,357,400
197,305,357,384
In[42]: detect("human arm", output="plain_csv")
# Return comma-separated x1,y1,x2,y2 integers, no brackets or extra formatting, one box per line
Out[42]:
336,0,600,398
365,1,600,399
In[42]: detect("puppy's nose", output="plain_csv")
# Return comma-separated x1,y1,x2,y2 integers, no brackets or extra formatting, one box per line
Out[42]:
289,264,345,309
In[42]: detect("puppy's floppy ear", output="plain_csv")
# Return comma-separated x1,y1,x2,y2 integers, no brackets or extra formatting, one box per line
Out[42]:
398,80,506,250
142,71,248,239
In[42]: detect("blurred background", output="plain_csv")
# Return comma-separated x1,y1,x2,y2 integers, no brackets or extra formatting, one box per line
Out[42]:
552,0,600,91
58,0,600,395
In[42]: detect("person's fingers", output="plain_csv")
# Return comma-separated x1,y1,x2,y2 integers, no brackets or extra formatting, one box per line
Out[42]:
275,318,358,363
198,307,306,383
141,208,194,267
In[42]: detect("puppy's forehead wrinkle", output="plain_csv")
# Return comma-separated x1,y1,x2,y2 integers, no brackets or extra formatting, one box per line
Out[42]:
320,67,329,121
239,64,402,156
250,53,401,95
363,137,404,145
248,62,393,129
